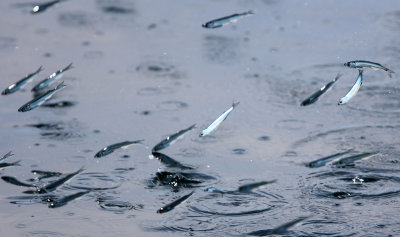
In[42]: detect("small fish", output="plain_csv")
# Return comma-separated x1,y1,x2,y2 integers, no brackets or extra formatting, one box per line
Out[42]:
31,63,72,92
48,191,90,208
332,152,377,167
152,152,193,170
238,180,276,193
31,0,65,14
338,70,363,105
157,191,194,214
247,216,310,236
200,102,239,136
2,66,43,95
300,73,342,106
94,140,143,158
152,124,196,152
1,176,36,188
306,150,352,168
0,161,21,168
18,81,67,112
202,11,254,28
344,60,394,78
0,151,14,162
31,170,63,180
204,187,225,194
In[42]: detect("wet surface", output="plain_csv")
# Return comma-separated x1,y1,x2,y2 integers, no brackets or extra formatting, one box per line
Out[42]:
1,0,400,236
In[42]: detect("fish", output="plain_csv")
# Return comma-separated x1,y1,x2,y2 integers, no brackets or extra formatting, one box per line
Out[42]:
238,180,276,193
1,176,36,188
31,170,63,180
31,0,65,14
157,191,194,214
344,60,394,78
2,66,43,95
202,11,254,28
18,81,67,112
200,102,239,136
300,73,342,106
247,216,309,236
31,63,72,92
204,187,225,194
338,69,363,105
152,124,196,152
332,152,377,167
94,140,144,158
151,152,193,170
306,150,352,168
0,161,21,168
48,191,90,208
0,151,14,162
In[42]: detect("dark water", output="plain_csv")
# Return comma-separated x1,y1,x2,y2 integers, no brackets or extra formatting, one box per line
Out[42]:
1,0,400,236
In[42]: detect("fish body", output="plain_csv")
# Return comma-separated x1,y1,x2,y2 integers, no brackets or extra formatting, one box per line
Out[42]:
31,0,64,14
157,191,194,213
204,187,225,194
0,161,20,168
344,60,394,78
238,180,276,192
18,82,67,112
31,63,72,92
2,66,43,95
200,102,239,136
94,140,143,158
247,216,309,236
152,152,193,170
306,150,352,168
1,176,36,188
332,152,377,166
202,11,254,28
0,151,14,162
301,73,342,106
152,124,196,152
338,70,363,105
48,191,90,208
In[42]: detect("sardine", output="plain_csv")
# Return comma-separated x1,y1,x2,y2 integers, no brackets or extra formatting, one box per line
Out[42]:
18,81,67,112
48,191,90,208
344,60,394,78
238,180,276,192
2,66,43,95
1,176,36,188
0,151,14,162
152,124,196,152
338,70,363,105
301,73,342,106
31,0,65,14
0,161,21,168
31,63,72,92
157,191,194,214
200,102,239,136
202,11,254,28
332,152,377,167
151,152,193,170
306,150,352,168
94,140,143,158
247,216,309,236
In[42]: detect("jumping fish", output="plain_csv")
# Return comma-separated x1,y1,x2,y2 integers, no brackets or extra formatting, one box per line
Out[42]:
1,176,36,188
338,70,363,105
238,180,277,193
157,191,194,214
200,102,239,136
300,73,342,106
306,150,352,168
0,161,21,168
2,66,43,95
94,140,143,158
31,0,65,14
202,11,254,28
0,151,14,162
332,152,377,167
18,82,67,112
247,216,309,236
31,63,72,92
344,60,394,78
48,191,90,208
152,124,196,152
151,152,193,170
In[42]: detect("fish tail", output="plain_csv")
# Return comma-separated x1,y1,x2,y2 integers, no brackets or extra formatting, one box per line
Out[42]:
37,65,44,73
55,81,67,90
387,69,395,78
64,62,73,71
246,10,254,15
232,101,240,108
334,72,343,82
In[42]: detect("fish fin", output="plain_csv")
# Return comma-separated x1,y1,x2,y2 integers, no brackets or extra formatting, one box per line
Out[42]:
387,69,395,78
334,72,343,82
55,81,67,90
5,151,14,157
232,101,240,108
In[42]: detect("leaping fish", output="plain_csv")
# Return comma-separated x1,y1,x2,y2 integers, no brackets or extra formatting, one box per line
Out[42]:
152,124,196,152
0,151,14,162
247,216,310,236
338,70,363,105
344,60,394,78
202,11,254,28
18,81,67,112
300,73,342,106
2,66,43,95
306,150,352,168
332,152,377,167
157,191,194,214
31,0,66,14
200,102,239,137
48,191,90,208
31,63,72,92
94,140,144,158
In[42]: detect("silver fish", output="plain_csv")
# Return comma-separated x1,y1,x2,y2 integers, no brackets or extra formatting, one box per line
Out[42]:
31,0,65,14
306,150,352,168
157,191,194,214
0,151,14,162
338,70,363,105
238,180,276,192
18,81,67,112
202,11,254,28
200,102,239,136
344,60,394,78
2,66,43,95
247,216,310,236
48,191,90,208
31,63,72,92
94,140,143,158
332,152,377,167
301,73,342,106
152,124,196,152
